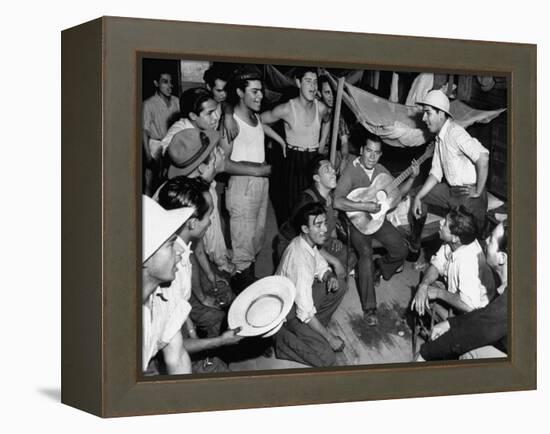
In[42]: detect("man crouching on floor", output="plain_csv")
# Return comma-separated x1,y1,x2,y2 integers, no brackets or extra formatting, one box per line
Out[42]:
274,202,347,367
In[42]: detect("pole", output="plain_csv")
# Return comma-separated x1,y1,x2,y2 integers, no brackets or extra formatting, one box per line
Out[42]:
330,77,345,166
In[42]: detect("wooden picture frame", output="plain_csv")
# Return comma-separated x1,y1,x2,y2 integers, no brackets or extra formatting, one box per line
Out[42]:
61,16,536,417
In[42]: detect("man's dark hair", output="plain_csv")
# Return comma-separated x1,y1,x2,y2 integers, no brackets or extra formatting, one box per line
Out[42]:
363,131,383,148
293,202,326,233
447,205,478,245
318,74,331,91
157,176,210,220
308,155,331,182
294,66,318,81
179,87,214,119
226,65,262,106
498,220,508,253
203,65,230,88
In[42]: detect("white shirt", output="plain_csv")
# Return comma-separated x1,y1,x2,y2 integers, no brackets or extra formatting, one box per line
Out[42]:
202,181,231,269
142,284,191,371
430,239,490,310
160,118,194,154
430,119,489,186
171,237,194,301
276,236,330,323
230,113,265,163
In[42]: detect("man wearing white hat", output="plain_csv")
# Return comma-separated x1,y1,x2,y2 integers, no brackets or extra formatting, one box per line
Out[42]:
142,195,196,374
152,178,244,374
408,89,489,257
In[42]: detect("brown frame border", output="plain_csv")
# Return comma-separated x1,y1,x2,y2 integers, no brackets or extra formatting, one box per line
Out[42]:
61,16,536,417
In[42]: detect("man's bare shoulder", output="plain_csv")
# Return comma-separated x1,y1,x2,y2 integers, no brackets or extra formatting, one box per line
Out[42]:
273,99,292,114
261,100,292,122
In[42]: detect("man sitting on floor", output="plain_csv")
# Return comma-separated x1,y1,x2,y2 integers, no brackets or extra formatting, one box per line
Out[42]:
275,202,347,367
411,206,496,318
276,155,351,277
151,177,244,374
417,220,508,360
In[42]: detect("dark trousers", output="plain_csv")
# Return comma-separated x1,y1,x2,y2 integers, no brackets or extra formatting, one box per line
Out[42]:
285,148,318,218
350,219,408,311
408,183,488,248
188,254,228,338
275,278,347,367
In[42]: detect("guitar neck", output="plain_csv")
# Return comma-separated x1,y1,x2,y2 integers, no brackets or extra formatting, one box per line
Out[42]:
389,149,432,190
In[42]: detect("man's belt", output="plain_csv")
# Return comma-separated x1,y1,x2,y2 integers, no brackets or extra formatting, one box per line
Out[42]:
287,144,318,153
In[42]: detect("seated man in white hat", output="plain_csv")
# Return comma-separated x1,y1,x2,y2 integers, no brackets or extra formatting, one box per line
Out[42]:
142,195,196,374
275,202,347,367
151,176,246,373
408,89,490,259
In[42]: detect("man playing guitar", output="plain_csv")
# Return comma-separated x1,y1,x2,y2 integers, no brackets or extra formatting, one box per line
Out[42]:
334,133,420,326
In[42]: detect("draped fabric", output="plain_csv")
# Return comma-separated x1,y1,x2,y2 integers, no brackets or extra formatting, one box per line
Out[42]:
262,65,506,148
344,81,506,148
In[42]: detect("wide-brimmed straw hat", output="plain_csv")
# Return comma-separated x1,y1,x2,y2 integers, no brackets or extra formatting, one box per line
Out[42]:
418,89,453,117
142,195,194,262
228,276,296,337
167,128,220,178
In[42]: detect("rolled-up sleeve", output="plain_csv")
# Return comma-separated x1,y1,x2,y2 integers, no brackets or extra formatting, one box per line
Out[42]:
454,128,489,163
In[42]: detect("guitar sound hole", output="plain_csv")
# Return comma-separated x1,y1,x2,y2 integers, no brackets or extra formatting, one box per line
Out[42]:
376,191,387,202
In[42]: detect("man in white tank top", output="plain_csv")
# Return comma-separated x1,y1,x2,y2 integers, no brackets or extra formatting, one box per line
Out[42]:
261,68,332,216
225,68,272,293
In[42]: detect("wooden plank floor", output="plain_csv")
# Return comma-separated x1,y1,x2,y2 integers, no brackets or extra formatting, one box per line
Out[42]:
230,199,434,372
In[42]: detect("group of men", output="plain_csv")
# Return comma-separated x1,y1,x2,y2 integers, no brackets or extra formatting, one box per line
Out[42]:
140,62,507,373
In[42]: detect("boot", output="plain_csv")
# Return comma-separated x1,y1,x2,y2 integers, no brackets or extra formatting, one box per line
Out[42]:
231,264,257,295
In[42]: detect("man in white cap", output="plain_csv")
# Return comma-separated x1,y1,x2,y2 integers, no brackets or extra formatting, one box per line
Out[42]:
408,89,490,258
142,195,195,374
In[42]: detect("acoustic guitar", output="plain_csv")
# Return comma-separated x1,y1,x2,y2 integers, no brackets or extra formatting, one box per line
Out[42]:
346,143,434,235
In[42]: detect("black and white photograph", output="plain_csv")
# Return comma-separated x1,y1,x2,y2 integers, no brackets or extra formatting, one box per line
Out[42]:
141,58,509,375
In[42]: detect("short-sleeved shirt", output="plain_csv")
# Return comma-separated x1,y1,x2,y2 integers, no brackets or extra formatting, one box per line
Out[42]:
430,239,490,310
334,157,391,201
142,284,191,371
430,119,489,186
276,236,330,323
